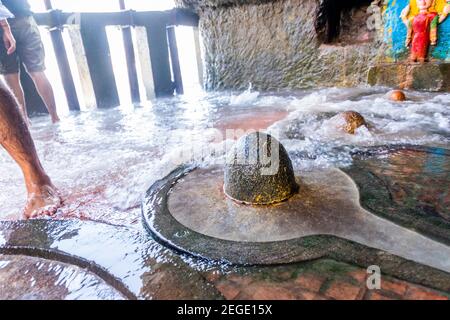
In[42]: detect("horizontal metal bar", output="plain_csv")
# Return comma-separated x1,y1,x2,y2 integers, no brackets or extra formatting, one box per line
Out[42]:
33,8,199,28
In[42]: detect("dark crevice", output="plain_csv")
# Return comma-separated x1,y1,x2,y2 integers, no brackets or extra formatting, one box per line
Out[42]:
315,0,373,44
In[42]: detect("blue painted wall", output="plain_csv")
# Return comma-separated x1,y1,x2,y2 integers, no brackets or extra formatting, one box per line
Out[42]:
384,0,450,61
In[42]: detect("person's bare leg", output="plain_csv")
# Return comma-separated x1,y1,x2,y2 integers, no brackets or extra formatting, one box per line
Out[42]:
0,81,61,218
3,73,30,125
29,71,60,123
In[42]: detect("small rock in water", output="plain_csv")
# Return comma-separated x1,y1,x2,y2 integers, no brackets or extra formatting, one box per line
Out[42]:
388,90,406,102
336,111,367,135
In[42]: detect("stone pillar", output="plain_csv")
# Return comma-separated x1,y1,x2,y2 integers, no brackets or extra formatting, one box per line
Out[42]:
145,21,175,97
68,26,96,109
135,27,155,100
80,15,120,108
193,27,204,88
119,1,140,104
167,26,184,95
44,2,80,111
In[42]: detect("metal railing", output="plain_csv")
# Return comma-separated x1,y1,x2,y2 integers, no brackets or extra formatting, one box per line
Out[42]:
23,6,199,114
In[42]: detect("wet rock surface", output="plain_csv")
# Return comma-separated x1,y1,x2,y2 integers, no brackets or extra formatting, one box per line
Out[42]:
368,63,450,92
178,1,449,92
388,90,407,101
2,200,450,300
0,220,222,300
155,162,450,273
344,147,450,245
177,0,384,90
176,0,276,7
2,221,450,300
0,255,125,300
1,146,450,299
204,259,450,300
333,111,367,134
224,132,298,204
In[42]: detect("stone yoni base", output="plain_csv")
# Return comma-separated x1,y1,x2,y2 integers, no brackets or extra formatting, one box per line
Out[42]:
368,63,450,92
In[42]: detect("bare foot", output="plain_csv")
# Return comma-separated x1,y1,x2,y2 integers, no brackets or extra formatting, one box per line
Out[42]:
23,185,62,219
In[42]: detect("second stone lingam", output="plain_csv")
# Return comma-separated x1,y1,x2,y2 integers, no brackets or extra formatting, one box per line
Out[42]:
143,132,450,272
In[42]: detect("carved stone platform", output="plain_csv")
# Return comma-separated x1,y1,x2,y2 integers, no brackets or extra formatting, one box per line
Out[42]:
368,62,450,92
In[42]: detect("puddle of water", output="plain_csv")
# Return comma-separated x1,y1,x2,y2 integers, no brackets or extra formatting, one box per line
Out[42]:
0,255,125,300
0,219,227,299
355,148,450,220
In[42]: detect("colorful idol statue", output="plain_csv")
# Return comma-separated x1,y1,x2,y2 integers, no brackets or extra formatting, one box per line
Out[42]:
405,0,439,63
400,0,450,63
440,1,450,23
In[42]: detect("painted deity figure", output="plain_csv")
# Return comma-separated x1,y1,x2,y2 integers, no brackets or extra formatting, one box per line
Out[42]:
405,0,439,63
441,1,450,22
400,0,450,63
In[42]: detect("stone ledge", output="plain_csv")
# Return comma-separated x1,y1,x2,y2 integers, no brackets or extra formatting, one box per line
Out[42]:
368,63,450,92
175,0,277,10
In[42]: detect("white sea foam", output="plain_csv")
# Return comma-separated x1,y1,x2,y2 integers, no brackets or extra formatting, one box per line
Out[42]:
229,83,260,106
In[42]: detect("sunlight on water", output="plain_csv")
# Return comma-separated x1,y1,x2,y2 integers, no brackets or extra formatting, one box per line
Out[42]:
26,0,200,113
0,88,448,223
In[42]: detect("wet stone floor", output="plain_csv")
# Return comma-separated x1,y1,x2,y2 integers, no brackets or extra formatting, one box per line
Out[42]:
1,249,449,300
0,255,125,300
204,259,450,300
1,154,450,300
1,148,450,300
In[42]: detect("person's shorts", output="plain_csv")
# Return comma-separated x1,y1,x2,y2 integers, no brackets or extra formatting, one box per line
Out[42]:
0,16,46,75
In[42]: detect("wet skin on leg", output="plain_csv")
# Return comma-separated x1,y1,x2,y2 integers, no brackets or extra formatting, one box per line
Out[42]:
0,80,61,218
3,73,30,125
28,71,60,123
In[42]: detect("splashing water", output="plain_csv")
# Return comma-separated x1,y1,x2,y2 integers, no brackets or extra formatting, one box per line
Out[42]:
268,88,449,171
0,88,448,223
229,83,260,106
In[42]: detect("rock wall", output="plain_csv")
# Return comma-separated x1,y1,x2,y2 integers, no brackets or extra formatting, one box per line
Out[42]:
177,0,386,90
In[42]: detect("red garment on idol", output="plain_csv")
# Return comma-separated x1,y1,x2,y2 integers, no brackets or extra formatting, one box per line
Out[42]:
410,12,438,60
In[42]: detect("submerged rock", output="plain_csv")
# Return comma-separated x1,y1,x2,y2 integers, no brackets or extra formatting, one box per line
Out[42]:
334,111,367,134
388,90,406,102
224,132,298,205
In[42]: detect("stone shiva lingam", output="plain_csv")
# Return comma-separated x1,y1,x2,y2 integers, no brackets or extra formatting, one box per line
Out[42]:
224,131,298,205
142,132,450,271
